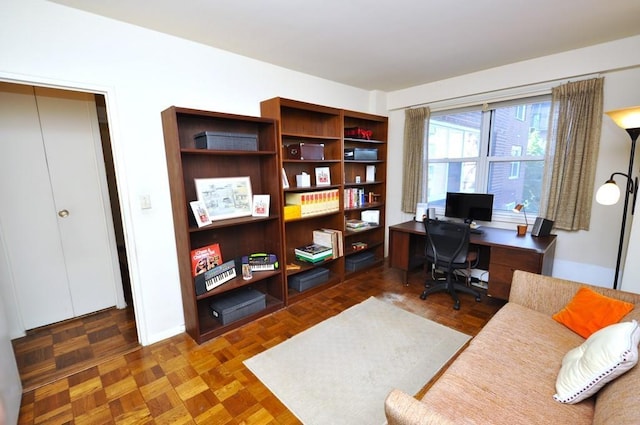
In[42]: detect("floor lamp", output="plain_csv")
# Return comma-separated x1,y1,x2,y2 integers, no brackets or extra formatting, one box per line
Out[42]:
595,106,640,289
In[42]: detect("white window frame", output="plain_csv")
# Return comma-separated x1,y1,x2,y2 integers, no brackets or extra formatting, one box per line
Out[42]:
426,95,550,224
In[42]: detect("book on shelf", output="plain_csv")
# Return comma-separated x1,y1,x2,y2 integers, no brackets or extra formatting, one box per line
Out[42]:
294,243,333,262
346,219,369,230
191,243,222,277
285,188,340,217
314,228,344,258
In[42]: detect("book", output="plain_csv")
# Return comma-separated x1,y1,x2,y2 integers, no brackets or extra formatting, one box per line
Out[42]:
314,228,343,258
294,243,332,260
295,253,332,264
346,219,369,229
190,243,222,277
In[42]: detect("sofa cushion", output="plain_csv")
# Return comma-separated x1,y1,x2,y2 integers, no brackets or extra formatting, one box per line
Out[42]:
552,286,634,338
554,320,640,404
418,303,594,424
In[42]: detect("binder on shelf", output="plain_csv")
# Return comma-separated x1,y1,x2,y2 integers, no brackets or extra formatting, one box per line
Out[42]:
285,188,340,217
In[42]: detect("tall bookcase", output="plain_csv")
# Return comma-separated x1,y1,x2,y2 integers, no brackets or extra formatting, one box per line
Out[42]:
260,98,388,301
162,106,286,344
342,110,388,278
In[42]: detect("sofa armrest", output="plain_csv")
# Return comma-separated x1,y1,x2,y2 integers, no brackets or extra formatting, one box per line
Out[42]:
385,389,456,425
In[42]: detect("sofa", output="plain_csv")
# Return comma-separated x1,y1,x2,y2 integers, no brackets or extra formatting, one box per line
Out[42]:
385,270,640,424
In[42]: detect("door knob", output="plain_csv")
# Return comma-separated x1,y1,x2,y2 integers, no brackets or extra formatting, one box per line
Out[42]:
58,209,69,218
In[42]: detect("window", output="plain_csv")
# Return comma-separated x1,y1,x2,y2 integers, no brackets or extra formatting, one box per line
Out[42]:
426,96,551,218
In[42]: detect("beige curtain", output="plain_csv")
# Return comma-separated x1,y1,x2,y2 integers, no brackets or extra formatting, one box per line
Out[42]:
542,77,604,230
401,107,430,213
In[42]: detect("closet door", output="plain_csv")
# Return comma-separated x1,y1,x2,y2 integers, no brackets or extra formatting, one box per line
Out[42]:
0,83,119,330
0,83,74,328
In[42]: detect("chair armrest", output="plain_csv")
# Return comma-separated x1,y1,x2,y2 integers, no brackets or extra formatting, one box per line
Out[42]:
384,389,457,425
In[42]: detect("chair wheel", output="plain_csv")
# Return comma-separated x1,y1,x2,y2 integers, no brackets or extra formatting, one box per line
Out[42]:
475,296,481,302
453,301,460,310
420,292,427,300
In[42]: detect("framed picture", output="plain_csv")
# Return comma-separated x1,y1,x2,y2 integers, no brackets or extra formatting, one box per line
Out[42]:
194,176,253,221
189,200,212,227
281,168,290,189
252,194,270,217
315,166,331,186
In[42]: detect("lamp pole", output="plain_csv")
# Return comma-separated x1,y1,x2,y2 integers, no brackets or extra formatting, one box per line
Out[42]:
614,128,639,289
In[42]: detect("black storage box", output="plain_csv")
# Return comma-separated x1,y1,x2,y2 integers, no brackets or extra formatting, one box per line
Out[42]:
209,288,266,325
288,267,330,292
346,252,376,272
344,148,378,160
286,142,325,160
194,131,258,151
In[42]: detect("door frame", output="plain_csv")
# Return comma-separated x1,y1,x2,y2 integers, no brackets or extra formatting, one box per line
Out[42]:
0,73,140,340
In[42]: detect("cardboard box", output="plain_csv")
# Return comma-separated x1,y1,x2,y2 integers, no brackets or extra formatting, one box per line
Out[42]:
194,131,258,151
209,288,266,325
286,142,325,160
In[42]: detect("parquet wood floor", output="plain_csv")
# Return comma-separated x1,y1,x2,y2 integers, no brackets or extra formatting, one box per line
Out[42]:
12,306,140,393
16,263,505,424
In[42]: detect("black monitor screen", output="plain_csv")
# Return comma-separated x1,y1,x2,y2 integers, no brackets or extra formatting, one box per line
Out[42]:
445,192,494,223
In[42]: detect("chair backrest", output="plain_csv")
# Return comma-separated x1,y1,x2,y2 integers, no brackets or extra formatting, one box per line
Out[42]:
423,219,470,267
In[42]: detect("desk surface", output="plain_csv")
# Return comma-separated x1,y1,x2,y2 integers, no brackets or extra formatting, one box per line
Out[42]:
389,220,556,253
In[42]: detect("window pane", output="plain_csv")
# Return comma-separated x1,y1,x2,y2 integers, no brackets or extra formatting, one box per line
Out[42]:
429,111,482,160
488,160,544,213
427,161,478,206
489,101,550,157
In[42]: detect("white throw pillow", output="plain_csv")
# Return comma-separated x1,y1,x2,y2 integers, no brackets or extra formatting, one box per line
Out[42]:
554,320,640,404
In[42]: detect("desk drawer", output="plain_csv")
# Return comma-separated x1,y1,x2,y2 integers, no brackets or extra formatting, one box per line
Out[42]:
491,246,540,271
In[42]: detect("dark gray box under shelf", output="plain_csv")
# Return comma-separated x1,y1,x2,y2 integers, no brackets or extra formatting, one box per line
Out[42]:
194,131,258,151
346,251,376,272
288,267,330,292
209,288,266,325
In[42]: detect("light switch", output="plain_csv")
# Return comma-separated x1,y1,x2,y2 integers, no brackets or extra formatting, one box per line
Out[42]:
140,194,152,209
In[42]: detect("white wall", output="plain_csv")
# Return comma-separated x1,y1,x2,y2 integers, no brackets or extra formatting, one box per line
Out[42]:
0,0,380,345
2,0,639,351
385,37,640,289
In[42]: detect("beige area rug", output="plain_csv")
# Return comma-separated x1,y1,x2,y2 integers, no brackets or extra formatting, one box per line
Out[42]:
243,296,470,425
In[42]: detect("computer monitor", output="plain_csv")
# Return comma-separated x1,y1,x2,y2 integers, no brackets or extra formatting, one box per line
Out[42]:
445,192,494,223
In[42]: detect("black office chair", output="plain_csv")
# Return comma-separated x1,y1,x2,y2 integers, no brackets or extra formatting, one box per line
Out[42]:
420,219,482,310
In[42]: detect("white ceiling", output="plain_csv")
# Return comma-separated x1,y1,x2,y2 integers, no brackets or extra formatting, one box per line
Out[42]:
50,0,640,91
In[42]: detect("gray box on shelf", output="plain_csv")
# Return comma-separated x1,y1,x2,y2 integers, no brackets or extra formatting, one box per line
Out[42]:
288,267,330,292
209,288,266,325
194,131,258,151
346,251,376,272
344,148,378,160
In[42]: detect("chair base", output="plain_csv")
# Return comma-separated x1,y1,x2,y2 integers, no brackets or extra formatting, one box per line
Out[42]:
420,280,482,310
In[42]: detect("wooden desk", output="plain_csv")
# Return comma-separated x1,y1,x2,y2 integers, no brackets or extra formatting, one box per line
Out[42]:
388,220,556,300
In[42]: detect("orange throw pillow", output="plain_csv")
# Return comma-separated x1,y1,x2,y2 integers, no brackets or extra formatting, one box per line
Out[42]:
553,287,635,338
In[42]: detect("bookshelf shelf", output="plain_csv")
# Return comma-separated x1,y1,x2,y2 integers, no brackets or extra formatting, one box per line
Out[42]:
162,106,285,344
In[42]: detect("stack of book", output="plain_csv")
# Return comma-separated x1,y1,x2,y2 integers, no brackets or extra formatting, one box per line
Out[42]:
313,228,344,258
346,219,370,231
294,243,333,263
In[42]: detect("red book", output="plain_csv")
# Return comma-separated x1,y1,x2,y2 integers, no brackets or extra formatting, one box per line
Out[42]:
190,243,222,277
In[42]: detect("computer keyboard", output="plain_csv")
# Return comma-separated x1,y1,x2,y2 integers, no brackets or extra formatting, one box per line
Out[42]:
470,228,484,234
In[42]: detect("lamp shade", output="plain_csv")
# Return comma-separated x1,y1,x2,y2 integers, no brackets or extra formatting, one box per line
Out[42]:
606,106,640,130
596,180,621,205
